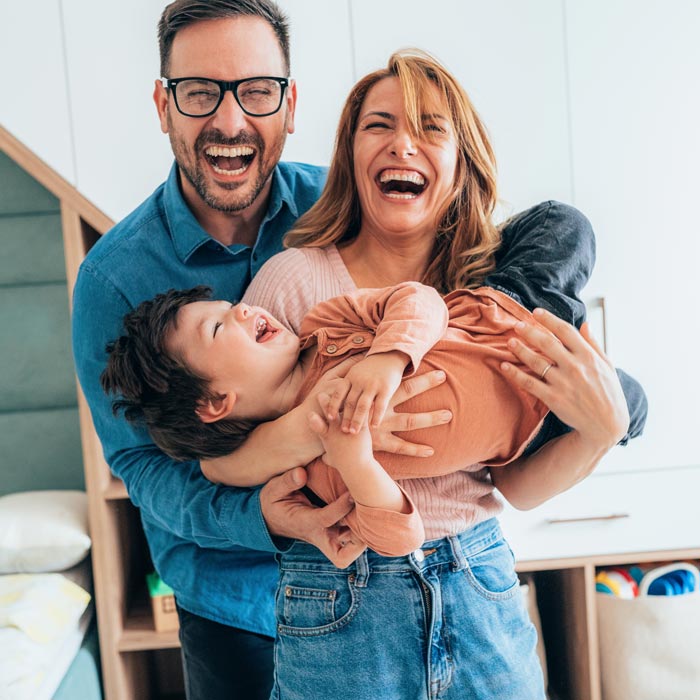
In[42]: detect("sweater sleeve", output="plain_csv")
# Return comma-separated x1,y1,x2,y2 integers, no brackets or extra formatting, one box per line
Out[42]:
301,282,449,375
306,458,425,557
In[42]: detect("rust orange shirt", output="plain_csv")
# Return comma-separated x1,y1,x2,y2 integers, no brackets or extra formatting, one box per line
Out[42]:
295,282,548,556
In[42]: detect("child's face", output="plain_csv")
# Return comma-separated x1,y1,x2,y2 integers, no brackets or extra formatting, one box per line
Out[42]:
166,299,300,419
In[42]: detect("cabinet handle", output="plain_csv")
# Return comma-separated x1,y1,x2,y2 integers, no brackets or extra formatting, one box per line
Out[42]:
546,513,630,525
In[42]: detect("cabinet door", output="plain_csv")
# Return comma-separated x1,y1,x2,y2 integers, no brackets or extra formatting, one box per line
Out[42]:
276,0,355,167
349,0,573,211
567,0,700,474
1,1,75,181
499,466,700,563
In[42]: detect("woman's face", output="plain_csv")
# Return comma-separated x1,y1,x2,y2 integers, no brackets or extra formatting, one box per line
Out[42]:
353,77,459,243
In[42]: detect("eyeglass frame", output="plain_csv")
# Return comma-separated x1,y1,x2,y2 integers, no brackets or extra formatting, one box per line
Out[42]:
160,76,291,118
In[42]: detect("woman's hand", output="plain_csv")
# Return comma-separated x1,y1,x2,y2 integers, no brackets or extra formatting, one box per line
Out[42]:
501,308,630,450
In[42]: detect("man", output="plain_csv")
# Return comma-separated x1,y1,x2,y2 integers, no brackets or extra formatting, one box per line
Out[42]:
72,2,446,698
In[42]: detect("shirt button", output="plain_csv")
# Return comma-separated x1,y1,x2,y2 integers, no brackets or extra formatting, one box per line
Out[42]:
413,549,425,563
352,336,364,344
326,343,338,354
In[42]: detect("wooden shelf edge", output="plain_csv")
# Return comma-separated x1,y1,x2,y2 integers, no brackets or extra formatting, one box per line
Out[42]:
516,546,700,573
104,477,129,500
119,601,181,652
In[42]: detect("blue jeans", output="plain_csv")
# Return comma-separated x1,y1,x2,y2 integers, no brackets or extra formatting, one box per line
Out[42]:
272,518,545,700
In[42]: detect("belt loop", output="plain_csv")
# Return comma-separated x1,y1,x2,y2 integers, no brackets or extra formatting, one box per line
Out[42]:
448,534,467,572
353,550,370,588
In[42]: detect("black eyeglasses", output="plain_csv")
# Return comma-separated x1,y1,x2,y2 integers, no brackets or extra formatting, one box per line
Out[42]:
160,76,290,118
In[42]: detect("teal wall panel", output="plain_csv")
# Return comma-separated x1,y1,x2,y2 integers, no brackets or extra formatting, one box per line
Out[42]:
0,408,84,496
0,150,84,493
0,152,59,214
0,283,76,411
0,213,66,285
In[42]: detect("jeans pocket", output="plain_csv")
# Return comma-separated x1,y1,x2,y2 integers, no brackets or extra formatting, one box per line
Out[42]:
276,572,359,637
464,538,520,601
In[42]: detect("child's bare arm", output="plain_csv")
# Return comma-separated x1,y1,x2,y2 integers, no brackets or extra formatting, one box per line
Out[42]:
308,402,410,515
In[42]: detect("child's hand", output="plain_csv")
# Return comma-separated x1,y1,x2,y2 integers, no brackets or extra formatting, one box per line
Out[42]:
324,351,408,433
308,402,375,475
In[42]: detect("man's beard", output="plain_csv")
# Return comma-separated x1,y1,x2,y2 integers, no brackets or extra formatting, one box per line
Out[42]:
170,125,286,213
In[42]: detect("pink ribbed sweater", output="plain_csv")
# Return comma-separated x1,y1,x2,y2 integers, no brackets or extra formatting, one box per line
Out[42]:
243,245,503,540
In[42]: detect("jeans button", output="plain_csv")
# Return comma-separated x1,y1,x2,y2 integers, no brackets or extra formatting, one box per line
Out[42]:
414,549,425,563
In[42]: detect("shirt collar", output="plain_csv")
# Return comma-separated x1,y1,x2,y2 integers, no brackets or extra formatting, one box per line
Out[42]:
163,162,298,263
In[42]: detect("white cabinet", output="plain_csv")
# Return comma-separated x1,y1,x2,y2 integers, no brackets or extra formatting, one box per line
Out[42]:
276,0,355,168
348,0,573,212
500,465,700,564
566,0,700,475
0,0,75,182
61,0,171,222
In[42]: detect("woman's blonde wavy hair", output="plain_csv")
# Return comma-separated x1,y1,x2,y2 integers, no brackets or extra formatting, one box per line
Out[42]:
284,49,501,293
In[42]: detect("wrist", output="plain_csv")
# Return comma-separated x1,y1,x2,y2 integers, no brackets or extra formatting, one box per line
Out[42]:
273,406,323,464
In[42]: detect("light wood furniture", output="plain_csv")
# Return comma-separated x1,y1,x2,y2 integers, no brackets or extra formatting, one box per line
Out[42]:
503,465,700,700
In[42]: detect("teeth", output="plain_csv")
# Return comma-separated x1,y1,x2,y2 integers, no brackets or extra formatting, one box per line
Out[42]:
256,317,267,339
385,192,418,199
379,169,425,186
205,145,255,158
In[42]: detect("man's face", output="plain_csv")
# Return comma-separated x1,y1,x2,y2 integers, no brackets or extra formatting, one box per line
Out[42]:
154,17,296,214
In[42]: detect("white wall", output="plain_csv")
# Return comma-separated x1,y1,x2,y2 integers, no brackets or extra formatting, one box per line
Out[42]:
1,0,698,473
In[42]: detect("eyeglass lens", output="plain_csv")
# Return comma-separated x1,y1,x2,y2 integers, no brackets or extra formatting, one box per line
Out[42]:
175,78,284,117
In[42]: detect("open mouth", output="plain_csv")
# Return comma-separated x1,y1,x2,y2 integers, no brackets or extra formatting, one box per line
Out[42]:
377,169,427,199
255,315,280,343
204,145,256,176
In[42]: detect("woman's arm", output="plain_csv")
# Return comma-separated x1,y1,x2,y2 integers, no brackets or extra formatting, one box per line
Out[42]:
491,308,633,510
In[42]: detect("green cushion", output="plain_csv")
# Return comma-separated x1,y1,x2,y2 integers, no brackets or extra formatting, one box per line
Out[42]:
0,407,84,496
0,283,76,411
0,213,66,285
0,152,59,215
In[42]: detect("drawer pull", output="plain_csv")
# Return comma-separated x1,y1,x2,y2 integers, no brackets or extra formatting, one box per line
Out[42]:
546,513,630,525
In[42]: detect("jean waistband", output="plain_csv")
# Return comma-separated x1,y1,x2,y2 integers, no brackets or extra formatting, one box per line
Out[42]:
278,517,504,576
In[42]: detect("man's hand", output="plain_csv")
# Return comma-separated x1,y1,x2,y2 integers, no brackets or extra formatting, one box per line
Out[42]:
260,467,365,569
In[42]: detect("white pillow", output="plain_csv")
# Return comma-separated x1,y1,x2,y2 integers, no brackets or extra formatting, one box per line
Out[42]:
0,491,91,573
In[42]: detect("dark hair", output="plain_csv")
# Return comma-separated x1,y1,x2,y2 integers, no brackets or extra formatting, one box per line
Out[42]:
158,0,291,77
101,286,256,462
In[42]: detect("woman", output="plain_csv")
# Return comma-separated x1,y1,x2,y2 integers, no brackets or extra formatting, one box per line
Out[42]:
216,49,644,699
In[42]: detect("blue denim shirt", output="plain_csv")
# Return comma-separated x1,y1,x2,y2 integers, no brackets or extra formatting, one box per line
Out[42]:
72,162,327,635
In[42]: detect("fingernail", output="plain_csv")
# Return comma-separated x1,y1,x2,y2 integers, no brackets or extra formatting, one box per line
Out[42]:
508,338,517,348
501,362,511,371
292,470,304,485
442,411,452,422
515,321,526,330
533,308,545,316
423,448,434,456
435,371,446,381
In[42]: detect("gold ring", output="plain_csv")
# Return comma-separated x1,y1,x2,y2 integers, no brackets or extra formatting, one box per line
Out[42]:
540,363,553,380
